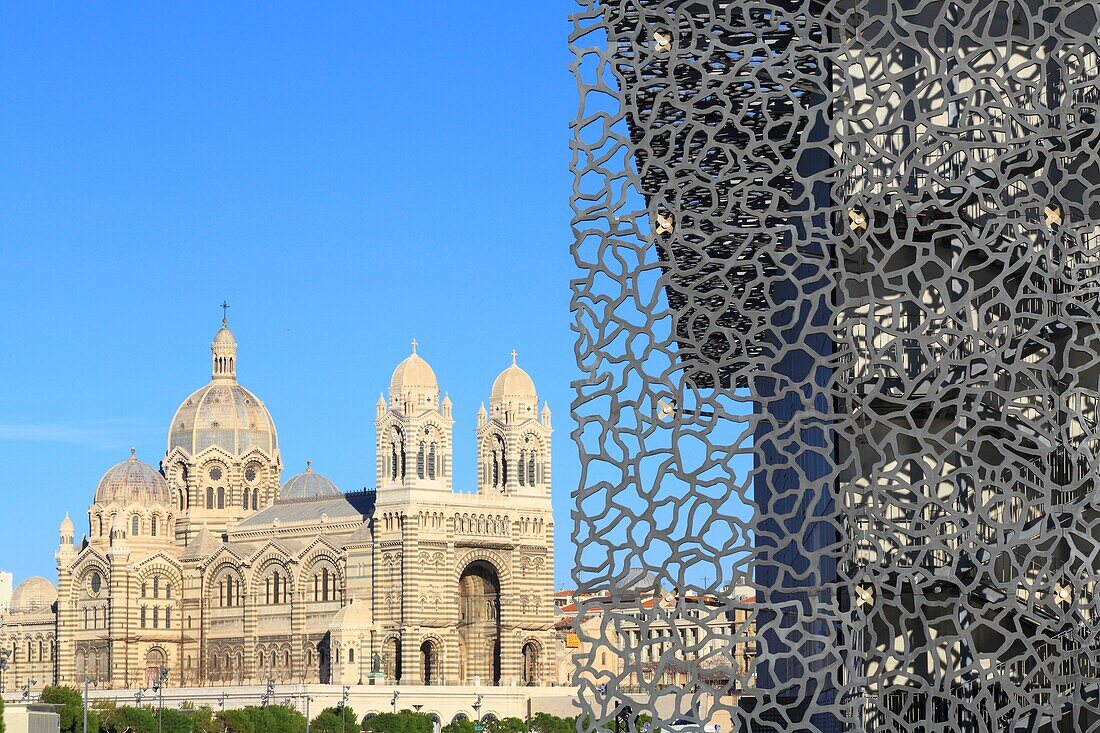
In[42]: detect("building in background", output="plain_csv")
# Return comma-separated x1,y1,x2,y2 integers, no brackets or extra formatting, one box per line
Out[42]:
0,318,556,693
554,574,756,717
0,572,13,614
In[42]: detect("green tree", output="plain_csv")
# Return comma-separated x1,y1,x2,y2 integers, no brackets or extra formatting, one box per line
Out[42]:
441,720,477,733
529,713,575,733
217,708,256,733
311,706,359,733
488,718,528,733
365,711,432,733
157,708,199,733
183,706,219,733
100,705,157,733
41,685,92,733
247,704,307,733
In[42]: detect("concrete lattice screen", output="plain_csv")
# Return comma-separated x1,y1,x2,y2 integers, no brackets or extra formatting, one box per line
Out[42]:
570,1,1100,731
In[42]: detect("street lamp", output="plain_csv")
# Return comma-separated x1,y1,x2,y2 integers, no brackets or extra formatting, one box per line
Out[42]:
153,666,170,733
304,696,315,733
135,687,148,706
261,678,275,707
472,694,483,731
83,678,99,733
391,690,400,714
0,648,10,694
340,686,351,733
21,679,38,701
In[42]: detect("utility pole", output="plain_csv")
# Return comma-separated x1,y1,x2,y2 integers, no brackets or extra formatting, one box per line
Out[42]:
82,678,98,733
340,685,350,733
154,666,169,733
304,695,314,733
0,649,9,695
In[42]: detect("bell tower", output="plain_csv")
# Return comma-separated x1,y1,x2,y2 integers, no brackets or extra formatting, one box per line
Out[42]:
477,351,551,496
376,341,454,491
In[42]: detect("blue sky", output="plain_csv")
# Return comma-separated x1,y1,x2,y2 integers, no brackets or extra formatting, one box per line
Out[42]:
0,3,581,587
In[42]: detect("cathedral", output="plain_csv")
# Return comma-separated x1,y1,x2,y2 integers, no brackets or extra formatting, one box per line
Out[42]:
0,318,556,692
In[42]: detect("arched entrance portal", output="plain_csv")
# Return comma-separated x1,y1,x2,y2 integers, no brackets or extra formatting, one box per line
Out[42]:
382,636,401,683
457,561,501,685
521,641,540,685
420,640,441,685
145,648,167,687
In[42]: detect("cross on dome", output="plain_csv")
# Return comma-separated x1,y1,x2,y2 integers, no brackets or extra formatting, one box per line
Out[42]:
511,349,518,365
411,338,418,354
220,300,230,325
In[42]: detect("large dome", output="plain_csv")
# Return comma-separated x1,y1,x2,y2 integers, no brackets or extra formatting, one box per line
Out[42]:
279,462,341,502
10,576,57,615
389,341,439,405
169,381,278,456
95,451,172,505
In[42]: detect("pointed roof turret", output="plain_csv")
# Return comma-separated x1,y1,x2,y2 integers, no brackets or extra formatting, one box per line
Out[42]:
183,525,223,562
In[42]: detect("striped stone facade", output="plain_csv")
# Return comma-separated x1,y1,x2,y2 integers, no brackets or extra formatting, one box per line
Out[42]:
0,321,556,694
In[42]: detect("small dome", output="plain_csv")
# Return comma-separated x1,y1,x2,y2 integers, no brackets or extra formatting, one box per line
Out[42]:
389,341,439,406
491,354,537,403
329,598,371,630
60,513,74,535
213,324,237,347
279,462,341,502
95,451,172,505
10,577,58,615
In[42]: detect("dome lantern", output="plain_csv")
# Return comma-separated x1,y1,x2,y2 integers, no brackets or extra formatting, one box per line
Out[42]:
212,312,238,381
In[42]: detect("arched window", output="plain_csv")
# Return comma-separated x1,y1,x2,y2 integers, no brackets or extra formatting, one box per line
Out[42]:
217,487,225,509
528,453,536,486
488,435,507,490
141,606,147,628
97,516,104,536
417,442,426,479
152,576,160,597
349,648,355,663
151,516,158,537
428,443,437,480
206,487,214,509
519,449,526,486
131,515,140,536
